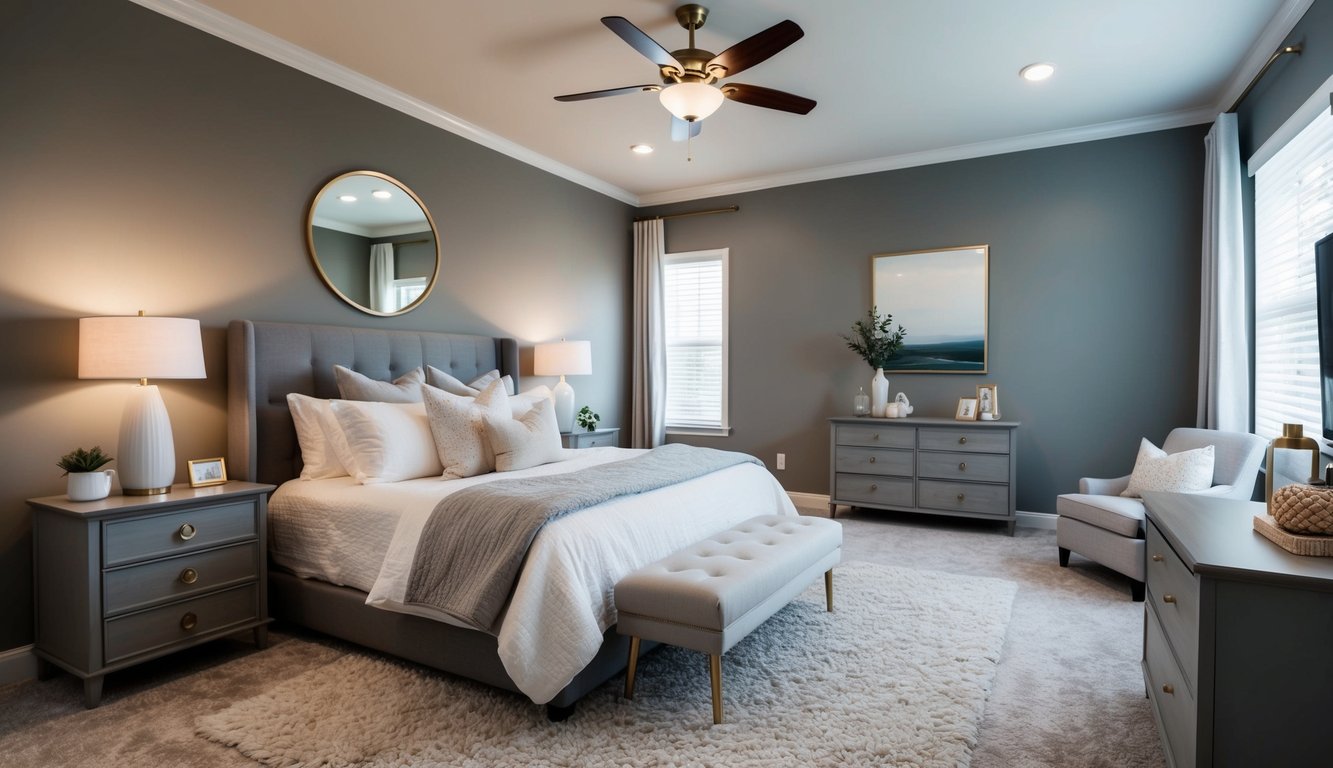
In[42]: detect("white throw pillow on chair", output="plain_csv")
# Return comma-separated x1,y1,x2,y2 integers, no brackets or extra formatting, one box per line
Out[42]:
1120,438,1215,498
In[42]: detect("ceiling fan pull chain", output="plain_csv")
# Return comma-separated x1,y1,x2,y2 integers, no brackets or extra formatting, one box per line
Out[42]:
687,128,693,162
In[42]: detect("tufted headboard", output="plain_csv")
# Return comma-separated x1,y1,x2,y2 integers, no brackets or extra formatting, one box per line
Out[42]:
227,319,519,486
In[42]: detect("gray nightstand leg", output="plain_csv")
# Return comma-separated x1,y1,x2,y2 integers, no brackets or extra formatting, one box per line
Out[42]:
254,625,269,649
83,675,104,708
828,503,837,519
36,656,58,681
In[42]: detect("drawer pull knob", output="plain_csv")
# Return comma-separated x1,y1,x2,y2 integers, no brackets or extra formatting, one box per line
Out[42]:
1163,594,1176,604
873,434,879,441
869,483,879,491
959,436,968,445
178,523,197,541
1162,683,1174,695
959,462,968,471
869,456,877,463
957,493,966,501
180,568,199,585
180,612,198,631
1151,554,1164,562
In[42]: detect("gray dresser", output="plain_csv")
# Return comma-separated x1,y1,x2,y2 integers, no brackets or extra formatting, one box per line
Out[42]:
29,482,273,707
1142,492,1333,767
828,417,1019,534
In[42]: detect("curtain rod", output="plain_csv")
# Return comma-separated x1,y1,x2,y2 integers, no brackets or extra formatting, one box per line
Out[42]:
1227,44,1302,113
634,205,739,223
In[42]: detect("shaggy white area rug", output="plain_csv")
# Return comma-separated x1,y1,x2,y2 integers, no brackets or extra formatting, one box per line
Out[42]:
197,561,1016,767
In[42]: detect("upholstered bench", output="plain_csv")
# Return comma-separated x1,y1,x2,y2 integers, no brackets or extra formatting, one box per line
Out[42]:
614,514,842,724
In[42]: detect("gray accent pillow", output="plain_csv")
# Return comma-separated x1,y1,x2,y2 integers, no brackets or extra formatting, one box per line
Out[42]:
427,366,515,397
334,365,424,403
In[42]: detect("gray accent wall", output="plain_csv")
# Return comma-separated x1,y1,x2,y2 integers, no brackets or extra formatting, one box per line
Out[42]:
0,0,632,651
1236,0,1333,159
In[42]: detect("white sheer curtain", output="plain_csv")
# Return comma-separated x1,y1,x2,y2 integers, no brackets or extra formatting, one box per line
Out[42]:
369,243,395,313
1197,113,1249,432
632,219,667,448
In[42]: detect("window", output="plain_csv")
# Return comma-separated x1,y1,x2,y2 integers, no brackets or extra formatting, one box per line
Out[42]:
392,276,428,307
662,248,729,433
1254,106,1333,440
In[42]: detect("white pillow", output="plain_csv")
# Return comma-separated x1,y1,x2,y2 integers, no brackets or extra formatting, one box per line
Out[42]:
422,380,509,478
509,384,553,418
329,400,442,484
334,365,424,403
483,397,565,472
286,393,349,479
426,366,515,397
1121,439,1215,498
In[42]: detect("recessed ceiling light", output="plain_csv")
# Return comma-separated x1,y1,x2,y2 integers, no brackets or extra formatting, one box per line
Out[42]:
1020,63,1055,82
371,189,392,199
338,194,357,202
630,144,654,155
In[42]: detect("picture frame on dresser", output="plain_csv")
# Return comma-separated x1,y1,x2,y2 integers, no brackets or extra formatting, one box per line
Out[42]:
955,398,978,420
187,457,227,487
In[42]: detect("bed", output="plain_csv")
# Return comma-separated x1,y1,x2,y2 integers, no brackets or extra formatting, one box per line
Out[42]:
226,319,796,718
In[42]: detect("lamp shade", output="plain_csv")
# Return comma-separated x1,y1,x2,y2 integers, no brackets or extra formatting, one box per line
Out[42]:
534,340,592,377
659,82,725,122
79,316,205,380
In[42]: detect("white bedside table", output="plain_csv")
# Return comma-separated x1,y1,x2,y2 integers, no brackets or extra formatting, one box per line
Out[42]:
562,428,620,449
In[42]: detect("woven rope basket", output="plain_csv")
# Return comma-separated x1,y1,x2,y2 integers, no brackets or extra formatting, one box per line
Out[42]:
1272,484,1333,535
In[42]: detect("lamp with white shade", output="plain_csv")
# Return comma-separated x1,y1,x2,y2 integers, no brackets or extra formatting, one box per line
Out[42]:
533,340,592,433
78,312,206,495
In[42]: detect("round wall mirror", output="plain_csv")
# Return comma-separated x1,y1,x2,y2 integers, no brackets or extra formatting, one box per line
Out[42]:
306,170,440,316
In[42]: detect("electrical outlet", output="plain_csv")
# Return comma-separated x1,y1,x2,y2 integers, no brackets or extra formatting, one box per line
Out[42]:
776,453,786,470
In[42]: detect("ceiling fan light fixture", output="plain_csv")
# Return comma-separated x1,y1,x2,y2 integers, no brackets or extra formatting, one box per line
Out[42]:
659,82,725,122
1020,62,1055,82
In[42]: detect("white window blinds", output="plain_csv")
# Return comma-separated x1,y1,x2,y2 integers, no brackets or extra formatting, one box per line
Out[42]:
662,249,729,430
1254,107,1333,440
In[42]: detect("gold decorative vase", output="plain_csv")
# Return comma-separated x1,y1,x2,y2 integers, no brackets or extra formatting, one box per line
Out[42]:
1265,423,1321,514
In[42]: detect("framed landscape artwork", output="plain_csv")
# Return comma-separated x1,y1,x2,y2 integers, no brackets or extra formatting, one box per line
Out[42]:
871,244,988,373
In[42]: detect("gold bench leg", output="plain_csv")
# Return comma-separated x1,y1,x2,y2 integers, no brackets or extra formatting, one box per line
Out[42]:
825,569,834,612
624,636,641,699
710,654,723,724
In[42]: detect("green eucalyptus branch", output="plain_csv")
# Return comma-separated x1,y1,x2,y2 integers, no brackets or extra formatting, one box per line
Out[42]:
842,306,907,370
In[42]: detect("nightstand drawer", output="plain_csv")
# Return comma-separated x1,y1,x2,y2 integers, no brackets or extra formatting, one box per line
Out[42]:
103,542,260,617
836,424,915,449
917,451,1008,483
918,429,1009,454
103,584,259,664
835,474,913,507
103,500,257,567
1146,520,1199,691
575,432,616,448
834,447,913,477
917,480,1009,516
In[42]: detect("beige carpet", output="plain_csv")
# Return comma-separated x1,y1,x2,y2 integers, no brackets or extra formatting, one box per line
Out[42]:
195,562,1016,767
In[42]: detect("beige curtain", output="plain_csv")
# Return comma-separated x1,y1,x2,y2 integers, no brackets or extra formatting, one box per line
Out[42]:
631,219,667,448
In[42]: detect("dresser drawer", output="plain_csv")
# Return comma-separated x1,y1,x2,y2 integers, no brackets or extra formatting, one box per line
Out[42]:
103,584,259,664
918,428,1010,454
103,501,258,567
836,424,914,449
1146,520,1199,691
917,480,1010,517
103,542,260,617
1145,605,1197,768
834,447,913,477
917,451,1009,483
835,474,913,508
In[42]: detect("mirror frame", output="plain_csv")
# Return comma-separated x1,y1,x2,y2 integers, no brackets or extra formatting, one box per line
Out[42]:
305,170,441,317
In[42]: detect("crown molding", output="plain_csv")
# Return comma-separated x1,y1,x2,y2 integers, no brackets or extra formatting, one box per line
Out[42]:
1213,0,1316,114
637,107,1217,206
129,0,639,206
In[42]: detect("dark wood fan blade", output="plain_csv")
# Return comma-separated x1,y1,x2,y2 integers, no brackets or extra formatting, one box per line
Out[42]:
721,83,816,114
671,116,702,142
706,20,803,78
601,16,683,72
555,84,660,102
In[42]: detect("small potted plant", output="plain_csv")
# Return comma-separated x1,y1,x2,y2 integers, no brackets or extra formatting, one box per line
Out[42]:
842,307,907,417
575,406,601,432
58,446,116,502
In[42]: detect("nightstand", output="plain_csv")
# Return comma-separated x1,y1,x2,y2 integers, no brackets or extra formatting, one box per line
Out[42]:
28,481,274,707
562,428,620,449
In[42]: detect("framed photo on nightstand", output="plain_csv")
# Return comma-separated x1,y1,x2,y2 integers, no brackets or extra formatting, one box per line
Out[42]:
187,457,228,487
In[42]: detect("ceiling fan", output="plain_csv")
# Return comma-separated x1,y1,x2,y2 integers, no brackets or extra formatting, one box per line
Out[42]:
554,4,816,141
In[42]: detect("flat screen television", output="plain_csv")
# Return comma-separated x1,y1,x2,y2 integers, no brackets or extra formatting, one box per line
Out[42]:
1317,232,1333,440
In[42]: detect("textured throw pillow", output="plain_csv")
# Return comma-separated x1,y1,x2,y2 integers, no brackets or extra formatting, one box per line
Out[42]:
1121,438,1215,498
286,393,349,479
483,397,565,472
509,384,553,418
334,365,424,403
422,380,509,478
426,366,515,397
328,400,442,484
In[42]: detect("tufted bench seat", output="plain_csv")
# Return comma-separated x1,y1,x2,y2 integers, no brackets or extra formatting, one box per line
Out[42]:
614,514,842,724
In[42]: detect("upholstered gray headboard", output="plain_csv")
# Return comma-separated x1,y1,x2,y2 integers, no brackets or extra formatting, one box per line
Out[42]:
227,319,519,486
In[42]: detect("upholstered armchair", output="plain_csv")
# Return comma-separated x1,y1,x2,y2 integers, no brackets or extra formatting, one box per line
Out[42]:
1056,427,1266,600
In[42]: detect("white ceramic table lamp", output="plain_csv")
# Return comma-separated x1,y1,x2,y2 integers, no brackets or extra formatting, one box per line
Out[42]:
533,340,592,433
78,312,206,495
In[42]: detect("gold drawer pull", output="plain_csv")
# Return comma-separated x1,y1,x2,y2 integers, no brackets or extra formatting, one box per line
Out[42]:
872,434,880,441
1163,594,1176,604
180,612,198,631
1151,554,1164,562
178,523,197,541
959,436,968,445
958,462,968,471
956,493,966,501
869,456,877,463
1162,683,1174,695
869,483,879,491
179,568,199,585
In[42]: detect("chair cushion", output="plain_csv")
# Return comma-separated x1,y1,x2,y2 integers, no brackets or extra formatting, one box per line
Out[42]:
1056,493,1146,538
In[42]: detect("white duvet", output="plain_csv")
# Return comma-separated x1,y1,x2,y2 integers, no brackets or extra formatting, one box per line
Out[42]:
268,446,797,703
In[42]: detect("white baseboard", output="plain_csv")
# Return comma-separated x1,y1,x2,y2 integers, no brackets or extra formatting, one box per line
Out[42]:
788,491,1055,530
0,644,36,687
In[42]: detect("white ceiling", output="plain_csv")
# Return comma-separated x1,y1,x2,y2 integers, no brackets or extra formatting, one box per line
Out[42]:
143,0,1310,206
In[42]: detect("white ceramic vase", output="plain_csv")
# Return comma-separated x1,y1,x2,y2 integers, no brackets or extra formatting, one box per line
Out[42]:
870,368,889,417
67,469,115,502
